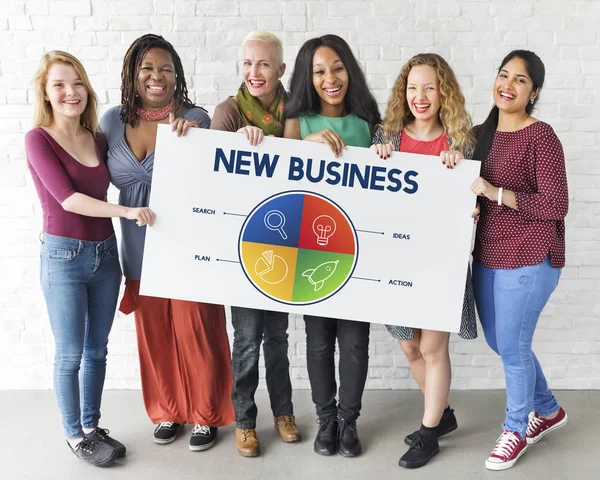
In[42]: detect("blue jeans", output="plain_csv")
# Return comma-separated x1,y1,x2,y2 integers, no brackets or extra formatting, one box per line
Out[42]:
231,307,293,429
40,233,121,439
472,256,561,437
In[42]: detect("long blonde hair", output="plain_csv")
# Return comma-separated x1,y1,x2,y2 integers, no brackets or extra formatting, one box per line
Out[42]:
381,53,474,154
32,50,99,133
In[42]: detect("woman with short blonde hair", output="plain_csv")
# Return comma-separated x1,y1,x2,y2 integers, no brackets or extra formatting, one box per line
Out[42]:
211,31,301,458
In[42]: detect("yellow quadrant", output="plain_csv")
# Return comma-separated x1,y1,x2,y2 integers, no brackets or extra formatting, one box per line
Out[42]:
241,242,299,302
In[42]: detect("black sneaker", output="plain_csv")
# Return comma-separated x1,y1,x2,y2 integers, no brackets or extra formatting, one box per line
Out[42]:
189,425,217,451
404,407,457,446
314,416,338,456
68,438,117,467
338,417,362,457
399,434,440,469
85,428,126,458
153,422,184,444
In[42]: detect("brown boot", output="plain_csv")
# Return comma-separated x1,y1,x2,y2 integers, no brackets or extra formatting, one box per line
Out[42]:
274,415,302,443
236,428,260,457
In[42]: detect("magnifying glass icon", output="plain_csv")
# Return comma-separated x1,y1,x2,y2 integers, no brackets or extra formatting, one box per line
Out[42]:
264,210,288,240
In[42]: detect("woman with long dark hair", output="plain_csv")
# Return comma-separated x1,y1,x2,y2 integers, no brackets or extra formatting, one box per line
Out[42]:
470,50,568,471
100,34,234,451
284,34,381,458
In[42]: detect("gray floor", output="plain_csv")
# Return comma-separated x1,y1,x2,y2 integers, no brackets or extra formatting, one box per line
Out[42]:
0,390,597,480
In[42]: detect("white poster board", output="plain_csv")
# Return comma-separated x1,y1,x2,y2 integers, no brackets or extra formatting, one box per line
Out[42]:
140,126,480,332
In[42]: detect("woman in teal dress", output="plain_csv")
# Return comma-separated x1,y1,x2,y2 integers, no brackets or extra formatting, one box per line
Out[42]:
284,34,381,458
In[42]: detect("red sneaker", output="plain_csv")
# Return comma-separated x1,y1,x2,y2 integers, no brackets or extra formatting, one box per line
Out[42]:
485,430,528,471
526,407,568,444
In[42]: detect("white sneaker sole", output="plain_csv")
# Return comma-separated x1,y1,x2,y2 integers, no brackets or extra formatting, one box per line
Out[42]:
153,425,184,444
485,444,528,471
189,439,216,451
527,413,568,445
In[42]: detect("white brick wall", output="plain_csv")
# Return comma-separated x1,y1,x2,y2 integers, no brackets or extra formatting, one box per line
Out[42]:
1,0,599,390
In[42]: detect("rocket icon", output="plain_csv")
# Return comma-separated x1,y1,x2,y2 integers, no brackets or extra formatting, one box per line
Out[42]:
302,260,339,292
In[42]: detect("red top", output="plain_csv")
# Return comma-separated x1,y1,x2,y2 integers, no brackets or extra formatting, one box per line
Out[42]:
399,127,450,155
473,122,568,269
25,128,114,242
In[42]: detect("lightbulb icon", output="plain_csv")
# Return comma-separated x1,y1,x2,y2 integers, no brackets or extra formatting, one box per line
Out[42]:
312,215,337,246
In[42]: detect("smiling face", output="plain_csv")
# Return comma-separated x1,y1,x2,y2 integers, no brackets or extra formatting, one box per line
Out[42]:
136,48,176,109
493,56,538,115
242,40,285,108
312,46,349,116
44,62,88,121
405,65,441,124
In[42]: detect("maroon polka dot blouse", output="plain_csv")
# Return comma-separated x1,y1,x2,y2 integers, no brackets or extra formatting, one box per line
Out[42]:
473,121,568,269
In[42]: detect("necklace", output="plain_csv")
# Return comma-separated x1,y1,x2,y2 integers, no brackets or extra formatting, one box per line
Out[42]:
136,101,173,122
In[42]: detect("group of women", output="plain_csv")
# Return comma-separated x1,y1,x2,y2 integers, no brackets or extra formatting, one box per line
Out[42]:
26,30,568,472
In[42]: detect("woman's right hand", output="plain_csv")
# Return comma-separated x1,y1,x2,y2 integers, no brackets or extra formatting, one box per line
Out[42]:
237,126,264,146
125,207,155,227
371,143,393,159
304,129,346,157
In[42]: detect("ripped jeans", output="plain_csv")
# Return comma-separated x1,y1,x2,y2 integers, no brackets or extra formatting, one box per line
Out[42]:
472,256,561,437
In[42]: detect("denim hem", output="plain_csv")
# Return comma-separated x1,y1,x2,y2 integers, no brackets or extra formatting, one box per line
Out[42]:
272,408,294,418
236,422,257,429
534,403,561,417
502,421,527,439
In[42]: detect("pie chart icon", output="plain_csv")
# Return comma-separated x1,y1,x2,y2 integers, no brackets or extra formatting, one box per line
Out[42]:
254,250,288,284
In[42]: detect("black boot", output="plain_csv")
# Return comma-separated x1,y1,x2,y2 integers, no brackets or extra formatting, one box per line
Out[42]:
338,417,362,457
404,407,457,446
314,416,338,456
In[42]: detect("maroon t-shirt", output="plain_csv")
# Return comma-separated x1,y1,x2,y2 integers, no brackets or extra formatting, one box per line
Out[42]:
473,121,568,269
25,128,114,242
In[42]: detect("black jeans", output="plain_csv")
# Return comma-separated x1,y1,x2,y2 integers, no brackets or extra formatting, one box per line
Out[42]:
231,307,293,429
304,315,370,421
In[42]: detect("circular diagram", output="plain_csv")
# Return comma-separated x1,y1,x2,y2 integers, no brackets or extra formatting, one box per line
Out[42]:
239,191,358,305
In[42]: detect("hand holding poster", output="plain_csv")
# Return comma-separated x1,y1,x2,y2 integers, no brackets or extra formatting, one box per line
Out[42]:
140,126,480,332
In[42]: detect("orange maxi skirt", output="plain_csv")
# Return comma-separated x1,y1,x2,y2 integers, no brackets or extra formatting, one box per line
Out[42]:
121,280,234,426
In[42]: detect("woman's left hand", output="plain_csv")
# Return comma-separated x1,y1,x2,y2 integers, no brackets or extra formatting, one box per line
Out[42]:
472,202,481,224
237,126,264,146
471,176,499,202
170,112,200,137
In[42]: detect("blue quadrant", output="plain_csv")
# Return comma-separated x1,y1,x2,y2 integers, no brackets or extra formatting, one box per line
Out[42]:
242,193,305,248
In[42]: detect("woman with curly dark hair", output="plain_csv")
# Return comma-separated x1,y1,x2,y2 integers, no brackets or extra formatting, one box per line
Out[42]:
100,34,234,452
284,34,381,459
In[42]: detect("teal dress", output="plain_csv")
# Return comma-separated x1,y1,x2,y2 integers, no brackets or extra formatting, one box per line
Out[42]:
299,113,372,148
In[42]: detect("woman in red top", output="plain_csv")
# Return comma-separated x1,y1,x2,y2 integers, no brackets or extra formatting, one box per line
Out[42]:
26,51,153,467
470,50,569,471
372,53,478,469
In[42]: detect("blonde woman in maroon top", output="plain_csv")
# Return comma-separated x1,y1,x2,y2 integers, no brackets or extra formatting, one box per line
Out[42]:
470,50,569,471
26,51,153,467
372,53,477,469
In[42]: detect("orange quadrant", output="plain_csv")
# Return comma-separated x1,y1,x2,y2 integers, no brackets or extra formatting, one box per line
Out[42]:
298,194,356,254
240,241,299,302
